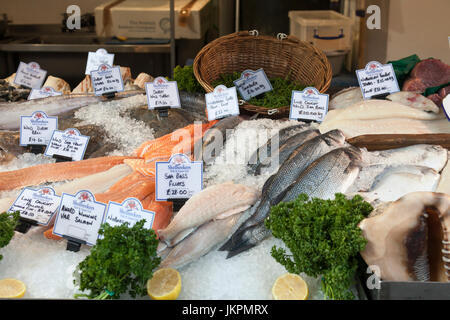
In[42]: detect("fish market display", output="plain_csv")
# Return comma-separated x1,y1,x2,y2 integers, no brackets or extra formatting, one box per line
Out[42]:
386,91,440,113
359,192,450,282
158,182,259,246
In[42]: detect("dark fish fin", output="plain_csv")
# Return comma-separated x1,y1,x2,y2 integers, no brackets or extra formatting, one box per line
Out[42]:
218,236,235,251
226,243,256,259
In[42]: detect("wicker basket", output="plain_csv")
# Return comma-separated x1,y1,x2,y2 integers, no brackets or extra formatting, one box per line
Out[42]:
193,31,332,117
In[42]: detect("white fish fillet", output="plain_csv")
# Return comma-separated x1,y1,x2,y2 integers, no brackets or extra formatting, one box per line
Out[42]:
323,100,443,124
319,117,450,138
351,165,440,203
387,91,440,113
437,152,450,195
0,164,132,214
329,87,363,110
158,182,259,244
160,213,243,269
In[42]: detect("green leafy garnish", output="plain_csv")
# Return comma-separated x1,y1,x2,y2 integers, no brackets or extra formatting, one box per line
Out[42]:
0,211,20,261
172,65,205,93
265,193,373,300
74,220,161,299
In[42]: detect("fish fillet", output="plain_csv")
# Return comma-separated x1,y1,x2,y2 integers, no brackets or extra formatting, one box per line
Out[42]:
158,182,259,245
386,91,440,113
437,152,450,195
0,156,134,192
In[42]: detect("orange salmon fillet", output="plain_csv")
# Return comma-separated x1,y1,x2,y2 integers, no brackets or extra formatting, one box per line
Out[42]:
0,156,135,192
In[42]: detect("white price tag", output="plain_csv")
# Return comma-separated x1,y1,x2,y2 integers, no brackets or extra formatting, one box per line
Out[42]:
233,69,273,101
145,77,181,109
91,64,124,96
356,61,400,99
85,48,114,75
52,190,107,246
289,87,329,122
28,86,63,100
20,111,58,146
205,85,240,121
103,198,155,230
13,62,47,89
156,154,203,201
9,187,61,226
44,128,89,161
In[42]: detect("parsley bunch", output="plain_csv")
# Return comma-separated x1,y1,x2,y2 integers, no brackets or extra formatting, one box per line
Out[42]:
265,194,373,300
0,211,19,261
74,220,161,299
172,65,205,93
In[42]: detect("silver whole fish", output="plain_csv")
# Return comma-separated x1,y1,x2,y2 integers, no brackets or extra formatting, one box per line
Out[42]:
223,146,363,258
159,212,243,269
0,90,145,131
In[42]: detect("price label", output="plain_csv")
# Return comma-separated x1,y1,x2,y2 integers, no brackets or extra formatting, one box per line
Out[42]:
13,61,47,89
443,94,450,121
289,87,329,122
9,187,61,226
356,61,400,99
156,153,203,201
205,85,240,121
44,128,89,161
28,86,63,100
52,190,107,246
20,111,58,146
233,69,273,101
91,64,124,96
145,77,181,109
103,198,155,230
85,48,114,75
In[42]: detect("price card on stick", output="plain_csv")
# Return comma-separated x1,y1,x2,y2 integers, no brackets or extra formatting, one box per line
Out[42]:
289,87,329,122
91,64,124,96
205,85,240,121
44,128,89,161
9,187,61,226
20,111,58,146
356,61,400,99
103,198,155,230
28,86,62,100
233,69,273,101
156,154,203,201
85,48,114,75
145,77,181,109
13,61,47,89
53,190,107,246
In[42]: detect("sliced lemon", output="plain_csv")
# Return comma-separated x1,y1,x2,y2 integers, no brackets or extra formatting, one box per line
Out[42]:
0,279,26,298
147,268,181,300
272,273,308,300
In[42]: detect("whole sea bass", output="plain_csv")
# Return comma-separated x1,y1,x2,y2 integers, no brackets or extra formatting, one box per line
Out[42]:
222,146,364,258
0,90,145,131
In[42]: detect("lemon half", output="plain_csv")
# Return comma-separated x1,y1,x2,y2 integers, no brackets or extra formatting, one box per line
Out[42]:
272,273,308,300
147,268,181,300
0,279,26,299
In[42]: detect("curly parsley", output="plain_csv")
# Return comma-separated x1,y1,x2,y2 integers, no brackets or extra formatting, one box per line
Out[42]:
74,220,161,299
265,193,373,300
0,211,19,261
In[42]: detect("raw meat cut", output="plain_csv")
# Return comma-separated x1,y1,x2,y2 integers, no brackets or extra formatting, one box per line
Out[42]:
402,58,450,92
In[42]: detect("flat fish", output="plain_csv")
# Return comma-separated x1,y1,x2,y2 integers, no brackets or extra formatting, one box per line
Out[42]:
436,152,450,195
329,87,363,110
386,91,440,113
158,181,259,246
0,90,144,131
159,213,243,269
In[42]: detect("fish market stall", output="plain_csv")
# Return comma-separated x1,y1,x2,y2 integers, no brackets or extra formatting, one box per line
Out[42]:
0,2,449,304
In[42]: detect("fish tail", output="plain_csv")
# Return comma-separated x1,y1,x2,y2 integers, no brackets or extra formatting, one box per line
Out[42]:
226,243,256,259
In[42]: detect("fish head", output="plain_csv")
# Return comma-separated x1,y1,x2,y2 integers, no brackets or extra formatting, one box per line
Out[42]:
323,129,346,146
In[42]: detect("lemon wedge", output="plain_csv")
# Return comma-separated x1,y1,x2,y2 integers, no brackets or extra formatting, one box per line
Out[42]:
147,268,181,300
272,273,308,300
0,279,26,298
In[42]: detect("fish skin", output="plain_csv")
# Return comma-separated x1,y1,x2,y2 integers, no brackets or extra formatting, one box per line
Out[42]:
159,213,243,269
158,182,259,245
251,129,321,176
247,124,309,174
348,165,441,203
194,115,244,164
179,91,207,115
386,91,440,113
223,130,347,243
0,90,145,131
224,147,363,257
